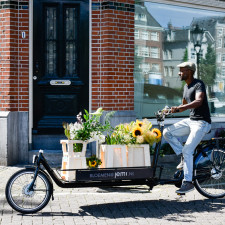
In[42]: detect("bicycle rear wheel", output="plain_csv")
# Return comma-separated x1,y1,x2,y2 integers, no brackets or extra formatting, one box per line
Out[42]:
194,148,225,198
5,168,52,214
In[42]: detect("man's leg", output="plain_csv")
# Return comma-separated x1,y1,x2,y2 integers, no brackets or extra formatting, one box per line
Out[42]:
182,120,211,182
163,118,191,156
176,120,211,194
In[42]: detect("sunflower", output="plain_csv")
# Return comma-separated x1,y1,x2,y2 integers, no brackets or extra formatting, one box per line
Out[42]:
136,120,144,128
152,128,162,139
143,131,156,145
89,160,97,168
132,126,143,137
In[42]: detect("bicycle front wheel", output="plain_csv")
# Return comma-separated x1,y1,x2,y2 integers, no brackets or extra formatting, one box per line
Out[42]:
5,168,52,214
194,148,225,198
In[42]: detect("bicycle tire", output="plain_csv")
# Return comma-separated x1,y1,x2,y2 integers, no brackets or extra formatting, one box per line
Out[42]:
5,168,53,214
194,148,225,198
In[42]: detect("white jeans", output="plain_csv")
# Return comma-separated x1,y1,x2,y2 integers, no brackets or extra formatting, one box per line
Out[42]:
163,118,211,182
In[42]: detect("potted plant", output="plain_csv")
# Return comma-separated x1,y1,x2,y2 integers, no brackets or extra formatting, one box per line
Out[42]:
61,108,113,180
100,119,161,168
86,155,102,169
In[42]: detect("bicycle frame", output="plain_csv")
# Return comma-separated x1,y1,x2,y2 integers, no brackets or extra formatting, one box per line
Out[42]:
30,152,156,189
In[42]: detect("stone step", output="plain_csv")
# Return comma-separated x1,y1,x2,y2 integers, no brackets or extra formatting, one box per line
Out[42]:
32,134,66,150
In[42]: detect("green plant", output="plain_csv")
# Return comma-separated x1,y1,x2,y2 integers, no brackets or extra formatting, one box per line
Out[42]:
105,119,161,146
73,143,83,152
63,108,114,152
63,108,114,140
86,155,102,169
150,145,164,157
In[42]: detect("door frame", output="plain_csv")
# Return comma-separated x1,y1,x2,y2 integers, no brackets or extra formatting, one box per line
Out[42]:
28,0,92,146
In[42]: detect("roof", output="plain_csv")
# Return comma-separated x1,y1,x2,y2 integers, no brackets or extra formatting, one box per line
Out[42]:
135,4,162,28
191,16,225,37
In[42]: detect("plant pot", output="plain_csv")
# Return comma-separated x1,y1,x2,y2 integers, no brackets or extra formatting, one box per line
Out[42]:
99,145,127,168
60,139,94,181
126,144,151,167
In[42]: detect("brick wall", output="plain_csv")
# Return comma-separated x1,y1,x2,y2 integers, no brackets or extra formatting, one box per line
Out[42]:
91,0,135,111
0,0,135,112
0,0,29,112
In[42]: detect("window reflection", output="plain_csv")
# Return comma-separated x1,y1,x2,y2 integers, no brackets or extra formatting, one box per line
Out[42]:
134,2,225,118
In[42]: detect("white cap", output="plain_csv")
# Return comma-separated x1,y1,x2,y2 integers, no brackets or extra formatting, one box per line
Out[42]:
177,61,196,72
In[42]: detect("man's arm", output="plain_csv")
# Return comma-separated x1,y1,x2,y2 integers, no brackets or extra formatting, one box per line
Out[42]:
171,92,204,113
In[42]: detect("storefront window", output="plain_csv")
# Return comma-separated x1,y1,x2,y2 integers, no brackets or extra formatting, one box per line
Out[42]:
134,1,225,118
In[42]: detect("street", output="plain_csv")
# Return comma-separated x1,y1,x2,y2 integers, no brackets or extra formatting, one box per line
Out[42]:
0,166,225,225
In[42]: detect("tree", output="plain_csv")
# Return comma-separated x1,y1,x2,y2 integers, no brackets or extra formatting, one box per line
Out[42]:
183,48,188,62
199,44,216,97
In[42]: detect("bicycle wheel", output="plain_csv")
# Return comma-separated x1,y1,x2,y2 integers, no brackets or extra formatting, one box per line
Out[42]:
5,168,53,214
194,148,225,198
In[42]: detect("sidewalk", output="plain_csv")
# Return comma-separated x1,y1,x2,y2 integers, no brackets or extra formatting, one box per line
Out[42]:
0,164,225,225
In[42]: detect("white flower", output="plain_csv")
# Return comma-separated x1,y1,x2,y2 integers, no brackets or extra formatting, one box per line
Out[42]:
69,122,83,140
124,134,131,144
90,107,103,116
98,134,105,144
90,131,105,144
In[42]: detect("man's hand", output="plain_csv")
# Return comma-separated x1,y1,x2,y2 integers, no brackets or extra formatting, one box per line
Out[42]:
171,106,180,113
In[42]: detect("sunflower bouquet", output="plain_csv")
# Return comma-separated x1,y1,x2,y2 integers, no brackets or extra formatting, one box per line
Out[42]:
105,119,161,146
86,155,102,169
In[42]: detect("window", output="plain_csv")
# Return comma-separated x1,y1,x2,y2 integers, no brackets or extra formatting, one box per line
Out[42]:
134,1,225,118
164,67,168,77
141,30,150,40
163,51,167,60
217,53,221,63
150,47,159,58
222,67,225,77
218,28,223,37
163,50,172,59
135,29,140,39
168,66,174,77
217,38,222,48
151,32,159,41
142,46,150,57
138,14,147,22
152,63,160,72
167,50,172,60
222,53,225,62
140,63,150,72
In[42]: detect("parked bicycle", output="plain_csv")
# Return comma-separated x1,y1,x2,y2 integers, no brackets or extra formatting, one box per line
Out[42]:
5,108,225,214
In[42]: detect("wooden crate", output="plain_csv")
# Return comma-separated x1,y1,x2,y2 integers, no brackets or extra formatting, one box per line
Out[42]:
99,145,127,168
60,140,92,181
127,144,151,167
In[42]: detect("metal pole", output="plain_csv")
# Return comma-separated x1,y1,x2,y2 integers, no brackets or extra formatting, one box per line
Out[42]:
196,51,200,80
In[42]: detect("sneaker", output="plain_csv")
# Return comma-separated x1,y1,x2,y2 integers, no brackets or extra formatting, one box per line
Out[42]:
176,154,184,170
176,181,194,194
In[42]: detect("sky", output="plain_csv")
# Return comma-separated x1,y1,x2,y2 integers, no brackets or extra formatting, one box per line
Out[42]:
145,2,225,28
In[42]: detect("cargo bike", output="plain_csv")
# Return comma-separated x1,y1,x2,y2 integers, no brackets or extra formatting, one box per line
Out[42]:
5,109,225,214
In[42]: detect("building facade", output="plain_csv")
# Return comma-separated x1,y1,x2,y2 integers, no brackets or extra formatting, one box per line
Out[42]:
1,0,225,165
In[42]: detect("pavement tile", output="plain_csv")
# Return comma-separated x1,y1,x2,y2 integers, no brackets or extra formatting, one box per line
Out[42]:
1,165,225,225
